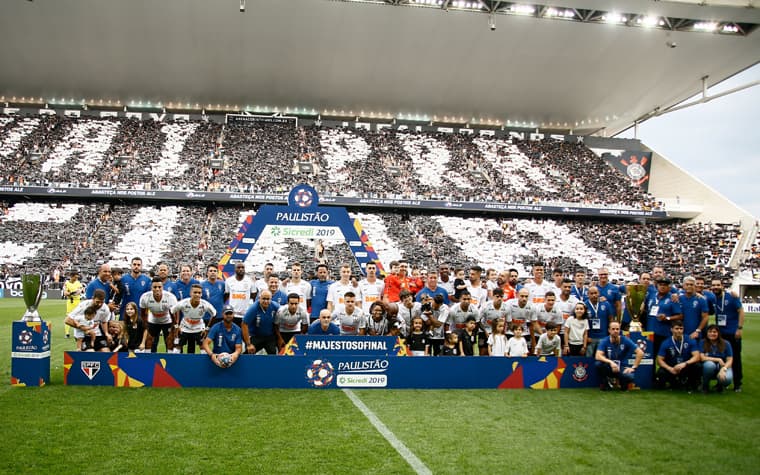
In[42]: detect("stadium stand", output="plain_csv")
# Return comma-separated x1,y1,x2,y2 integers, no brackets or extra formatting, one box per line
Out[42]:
0,201,738,286
0,113,664,210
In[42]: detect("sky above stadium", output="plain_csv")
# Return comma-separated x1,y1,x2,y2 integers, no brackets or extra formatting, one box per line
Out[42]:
618,63,760,220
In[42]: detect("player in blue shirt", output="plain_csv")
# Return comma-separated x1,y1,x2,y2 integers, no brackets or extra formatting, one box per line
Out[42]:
307,309,341,335
156,262,178,296
173,264,200,301
309,263,334,322
119,257,152,320
655,320,701,391
571,270,588,301
202,305,242,368
596,268,621,319
242,290,280,355
595,321,644,391
710,279,744,392
201,264,226,326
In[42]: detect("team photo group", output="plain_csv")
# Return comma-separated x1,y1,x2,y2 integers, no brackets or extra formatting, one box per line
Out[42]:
62,256,743,393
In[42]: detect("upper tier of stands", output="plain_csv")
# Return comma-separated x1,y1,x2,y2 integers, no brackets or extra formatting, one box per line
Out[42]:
0,113,661,211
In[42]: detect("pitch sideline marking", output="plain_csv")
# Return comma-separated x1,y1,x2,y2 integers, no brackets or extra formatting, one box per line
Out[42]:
343,389,432,475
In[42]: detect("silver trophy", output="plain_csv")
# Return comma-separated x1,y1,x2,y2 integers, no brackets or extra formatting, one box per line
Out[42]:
21,274,43,322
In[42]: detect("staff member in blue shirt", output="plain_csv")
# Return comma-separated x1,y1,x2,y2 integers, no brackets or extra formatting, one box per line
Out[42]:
710,279,744,392
595,321,644,391
242,290,280,355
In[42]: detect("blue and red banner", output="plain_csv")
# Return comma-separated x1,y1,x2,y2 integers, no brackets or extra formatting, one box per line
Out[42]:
63,351,653,390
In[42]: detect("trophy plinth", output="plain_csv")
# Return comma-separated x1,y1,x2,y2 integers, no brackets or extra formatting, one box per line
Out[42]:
11,274,50,386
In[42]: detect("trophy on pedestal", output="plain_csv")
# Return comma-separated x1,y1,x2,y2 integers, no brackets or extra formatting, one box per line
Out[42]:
11,274,50,386
21,274,43,322
625,283,647,332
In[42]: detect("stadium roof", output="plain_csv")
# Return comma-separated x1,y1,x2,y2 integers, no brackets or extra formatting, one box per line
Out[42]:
1,0,758,135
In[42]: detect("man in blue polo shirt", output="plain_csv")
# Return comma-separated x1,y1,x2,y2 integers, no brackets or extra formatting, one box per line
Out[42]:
645,278,682,358
678,276,709,340
655,320,701,391
242,290,280,355
695,276,717,315
711,279,744,392
85,263,114,306
584,286,615,357
415,271,450,305
595,321,643,391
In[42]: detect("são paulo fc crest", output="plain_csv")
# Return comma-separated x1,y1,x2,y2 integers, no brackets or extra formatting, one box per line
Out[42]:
306,359,335,388
288,184,319,208
572,362,589,382
81,361,101,380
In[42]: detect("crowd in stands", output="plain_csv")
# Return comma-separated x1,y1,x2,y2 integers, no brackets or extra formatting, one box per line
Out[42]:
0,112,664,210
739,230,760,281
0,201,738,293
0,114,222,190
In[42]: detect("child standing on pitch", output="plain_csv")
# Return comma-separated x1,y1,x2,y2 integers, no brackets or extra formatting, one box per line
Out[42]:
506,324,529,357
488,319,509,356
406,316,430,356
564,302,589,356
441,332,459,356
534,321,562,356
458,316,478,356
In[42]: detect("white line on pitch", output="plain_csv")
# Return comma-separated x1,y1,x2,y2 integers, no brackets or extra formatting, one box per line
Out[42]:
343,389,432,475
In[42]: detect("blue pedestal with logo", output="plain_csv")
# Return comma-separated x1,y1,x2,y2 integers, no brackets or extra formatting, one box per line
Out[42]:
11,321,51,386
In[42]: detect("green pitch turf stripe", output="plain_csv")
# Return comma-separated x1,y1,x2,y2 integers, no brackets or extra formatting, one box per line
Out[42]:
343,389,432,475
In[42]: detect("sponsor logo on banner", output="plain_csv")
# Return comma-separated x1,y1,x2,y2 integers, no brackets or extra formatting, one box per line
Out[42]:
337,374,387,388
81,361,101,380
242,238,256,244
337,359,389,373
743,303,760,313
305,359,335,388
235,248,249,255
267,225,340,239
571,362,589,382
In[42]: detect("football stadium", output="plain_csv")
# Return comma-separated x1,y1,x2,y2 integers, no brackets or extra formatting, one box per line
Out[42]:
1,0,759,473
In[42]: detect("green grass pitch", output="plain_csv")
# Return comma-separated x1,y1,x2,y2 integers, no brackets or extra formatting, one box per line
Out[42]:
1,299,758,474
